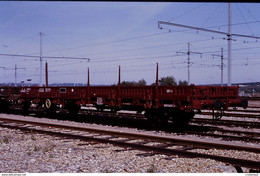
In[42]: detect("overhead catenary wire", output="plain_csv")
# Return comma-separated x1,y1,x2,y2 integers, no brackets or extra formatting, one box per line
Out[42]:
2,25,260,84
0,53,90,61
236,4,254,36
200,4,221,27
27,31,170,55
167,3,209,22
158,21,260,40
240,3,258,22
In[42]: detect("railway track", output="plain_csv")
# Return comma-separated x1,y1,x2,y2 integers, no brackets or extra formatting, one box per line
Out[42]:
0,115,259,172
226,109,260,113
4,107,260,144
182,125,260,143
200,111,260,119
191,118,260,128
78,109,260,143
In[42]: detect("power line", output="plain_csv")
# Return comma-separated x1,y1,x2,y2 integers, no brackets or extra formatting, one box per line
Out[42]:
158,21,260,39
168,3,209,22
211,48,224,86
176,42,202,85
29,32,170,55
92,54,178,63
158,13,260,86
0,53,90,61
85,38,220,57
201,4,221,27
236,4,254,36
205,21,260,30
240,3,258,21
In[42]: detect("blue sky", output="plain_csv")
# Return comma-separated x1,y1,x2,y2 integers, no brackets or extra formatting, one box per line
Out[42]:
1,1,260,85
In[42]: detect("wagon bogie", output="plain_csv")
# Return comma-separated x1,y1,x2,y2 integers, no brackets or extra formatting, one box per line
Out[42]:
22,100,31,114
65,102,81,116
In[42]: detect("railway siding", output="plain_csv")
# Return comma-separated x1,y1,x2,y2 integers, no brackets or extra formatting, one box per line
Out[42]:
0,127,225,173
0,113,259,173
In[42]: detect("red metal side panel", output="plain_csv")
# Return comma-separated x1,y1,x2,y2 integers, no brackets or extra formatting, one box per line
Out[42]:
20,87,38,99
191,86,240,109
89,86,117,106
18,84,243,111
120,86,153,107
120,86,149,99
38,87,59,99
192,86,239,99
58,87,84,100
158,86,193,100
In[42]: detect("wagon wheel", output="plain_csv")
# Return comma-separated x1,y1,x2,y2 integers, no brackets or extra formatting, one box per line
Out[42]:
45,99,57,116
45,99,52,109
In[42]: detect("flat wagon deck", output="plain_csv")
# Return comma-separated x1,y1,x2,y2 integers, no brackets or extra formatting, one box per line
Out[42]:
17,64,247,125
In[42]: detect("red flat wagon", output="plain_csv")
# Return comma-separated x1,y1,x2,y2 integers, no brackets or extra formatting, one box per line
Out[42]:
19,64,247,125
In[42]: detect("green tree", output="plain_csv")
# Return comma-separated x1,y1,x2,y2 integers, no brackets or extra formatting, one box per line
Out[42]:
138,79,146,86
121,81,137,86
121,79,147,86
158,76,177,86
178,80,188,86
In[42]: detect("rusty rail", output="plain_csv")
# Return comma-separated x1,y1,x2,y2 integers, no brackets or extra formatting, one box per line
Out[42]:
0,115,259,171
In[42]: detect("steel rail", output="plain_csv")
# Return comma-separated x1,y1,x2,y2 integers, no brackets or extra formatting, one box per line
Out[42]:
0,116,259,153
0,117,259,171
5,107,260,143
182,130,260,143
200,111,260,119
79,110,260,141
225,109,260,113
205,127,260,137
192,118,260,128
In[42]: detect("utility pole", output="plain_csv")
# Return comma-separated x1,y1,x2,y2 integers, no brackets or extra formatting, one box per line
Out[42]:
177,43,202,85
212,47,224,86
15,64,17,87
45,62,48,87
221,47,224,86
227,3,232,86
158,3,260,86
221,48,224,86
188,43,191,85
14,64,26,87
40,32,44,86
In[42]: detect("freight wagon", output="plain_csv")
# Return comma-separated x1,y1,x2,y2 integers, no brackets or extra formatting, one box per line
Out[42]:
16,64,247,125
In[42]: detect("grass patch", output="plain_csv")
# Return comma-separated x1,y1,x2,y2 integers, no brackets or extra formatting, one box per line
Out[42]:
43,142,56,153
146,159,157,173
2,136,9,144
30,130,36,141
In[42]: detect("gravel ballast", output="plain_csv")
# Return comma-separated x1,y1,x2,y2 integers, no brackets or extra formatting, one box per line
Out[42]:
0,126,229,173
1,110,259,173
